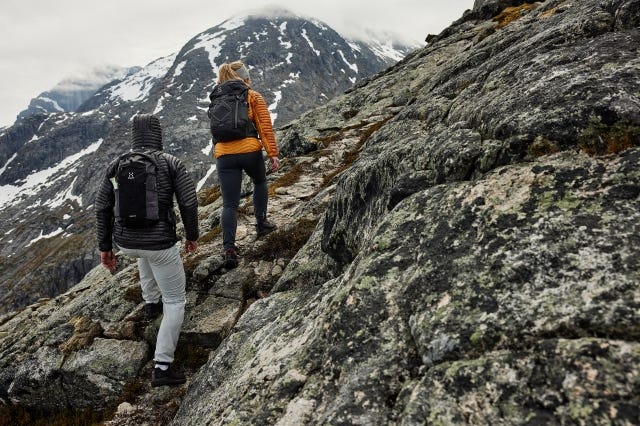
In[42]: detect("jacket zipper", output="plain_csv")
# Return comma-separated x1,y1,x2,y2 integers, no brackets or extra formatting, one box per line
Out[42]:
234,96,240,129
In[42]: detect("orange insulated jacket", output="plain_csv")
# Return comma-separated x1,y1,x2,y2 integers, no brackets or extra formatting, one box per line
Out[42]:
214,89,279,159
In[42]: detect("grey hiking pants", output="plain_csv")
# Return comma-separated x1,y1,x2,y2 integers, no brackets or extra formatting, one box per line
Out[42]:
216,150,268,250
118,244,185,364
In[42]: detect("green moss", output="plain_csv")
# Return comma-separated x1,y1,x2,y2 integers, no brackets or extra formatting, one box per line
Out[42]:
442,357,491,380
355,276,378,291
537,191,581,211
498,401,522,420
568,401,594,420
375,236,392,251
469,329,484,345
556,194,581,210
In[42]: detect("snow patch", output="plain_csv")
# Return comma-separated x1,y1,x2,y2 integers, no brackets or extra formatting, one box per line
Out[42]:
38,96,64,112
311,19,328,32
347,41,362,53
337,50,358,73
268,91,282,122
0,153,17,177
279,37,292,50
202,140,213,156
301,29,320,56
54,114,71,125
154,93,172,115
109,54,177,102
26,227,64,248
0,139,103,210
188,17,245,72
284,52,293,64
183,81,196,93
197,164,216,192
174,61,187,77
367,40,406,63
50,176,82,208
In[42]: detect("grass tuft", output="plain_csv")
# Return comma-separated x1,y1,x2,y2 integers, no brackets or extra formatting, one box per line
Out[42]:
578,116,640,156
528,136,559,158
59,316,103,353
248,217,319,262
198,186,221,207
493,3,539,28
268,163,305,196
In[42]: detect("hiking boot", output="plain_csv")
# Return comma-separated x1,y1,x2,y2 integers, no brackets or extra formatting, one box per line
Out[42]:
256,219,277,239
224,247,239,269
151,363,186,387
144,300,163,321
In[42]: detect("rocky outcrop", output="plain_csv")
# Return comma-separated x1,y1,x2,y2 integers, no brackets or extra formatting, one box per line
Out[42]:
173,0,640,424
0,0,638,424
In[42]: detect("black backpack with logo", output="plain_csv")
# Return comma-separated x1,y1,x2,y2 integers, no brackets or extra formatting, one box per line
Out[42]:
207,80,258,143
112,151,162,228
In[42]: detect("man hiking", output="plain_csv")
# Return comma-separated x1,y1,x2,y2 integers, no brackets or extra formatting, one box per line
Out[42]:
96,113,199,387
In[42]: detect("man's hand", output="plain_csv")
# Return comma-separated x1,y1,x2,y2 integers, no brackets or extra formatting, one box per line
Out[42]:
185,240,198,254
100,250,116,273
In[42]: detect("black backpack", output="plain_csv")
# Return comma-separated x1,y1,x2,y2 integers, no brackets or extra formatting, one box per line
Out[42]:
112,151,162,228
207,81,258,143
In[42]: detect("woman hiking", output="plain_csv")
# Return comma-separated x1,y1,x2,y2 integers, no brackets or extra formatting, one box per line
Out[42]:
208,61,280,269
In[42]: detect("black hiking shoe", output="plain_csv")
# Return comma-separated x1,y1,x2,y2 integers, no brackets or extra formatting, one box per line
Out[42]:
256,220,277,239
144,301,163,321
151,363,186,387
224,247,239,269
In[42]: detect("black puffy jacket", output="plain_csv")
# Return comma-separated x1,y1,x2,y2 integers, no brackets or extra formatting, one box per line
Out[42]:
96,115,199,251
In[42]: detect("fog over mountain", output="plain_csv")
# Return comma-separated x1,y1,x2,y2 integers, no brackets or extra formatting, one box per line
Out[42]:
15,66,139,121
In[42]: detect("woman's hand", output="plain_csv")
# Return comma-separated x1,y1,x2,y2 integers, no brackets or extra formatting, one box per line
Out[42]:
268,157,280,173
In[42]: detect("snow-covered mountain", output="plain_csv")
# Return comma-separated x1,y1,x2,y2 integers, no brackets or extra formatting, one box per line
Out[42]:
15,66,138,122
0,8,418,315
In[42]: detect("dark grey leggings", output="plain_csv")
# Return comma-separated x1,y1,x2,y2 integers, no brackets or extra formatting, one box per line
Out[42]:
216,151,268,250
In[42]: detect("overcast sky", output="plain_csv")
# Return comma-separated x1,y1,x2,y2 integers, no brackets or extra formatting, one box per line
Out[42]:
0,0,474,128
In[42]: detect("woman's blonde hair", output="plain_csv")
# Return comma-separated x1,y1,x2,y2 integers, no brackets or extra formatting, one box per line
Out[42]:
217,61,249,84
